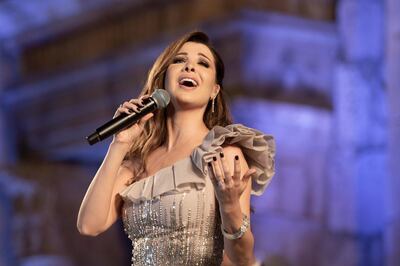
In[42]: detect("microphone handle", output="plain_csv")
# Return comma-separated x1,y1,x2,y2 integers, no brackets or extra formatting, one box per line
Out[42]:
86,97,157,145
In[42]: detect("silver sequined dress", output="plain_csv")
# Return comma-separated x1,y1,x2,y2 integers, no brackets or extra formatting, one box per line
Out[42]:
119,124,275,266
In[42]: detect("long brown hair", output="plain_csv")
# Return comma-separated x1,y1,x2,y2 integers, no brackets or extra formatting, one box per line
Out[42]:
125,31,232,183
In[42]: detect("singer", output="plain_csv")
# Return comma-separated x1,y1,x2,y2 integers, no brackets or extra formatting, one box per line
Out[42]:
77,31,275,266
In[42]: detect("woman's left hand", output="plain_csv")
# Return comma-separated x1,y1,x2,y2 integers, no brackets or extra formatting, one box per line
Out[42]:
208,152,256,208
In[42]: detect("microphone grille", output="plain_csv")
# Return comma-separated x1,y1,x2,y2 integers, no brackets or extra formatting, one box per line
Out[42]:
151,89,170,109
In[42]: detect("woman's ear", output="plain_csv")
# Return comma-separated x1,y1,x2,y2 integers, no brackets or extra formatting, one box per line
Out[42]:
212,84,220,99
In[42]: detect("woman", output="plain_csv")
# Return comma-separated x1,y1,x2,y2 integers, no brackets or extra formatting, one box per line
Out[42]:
77,31,275,266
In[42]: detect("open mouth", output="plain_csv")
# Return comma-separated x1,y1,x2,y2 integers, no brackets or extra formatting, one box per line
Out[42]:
179,78,198,88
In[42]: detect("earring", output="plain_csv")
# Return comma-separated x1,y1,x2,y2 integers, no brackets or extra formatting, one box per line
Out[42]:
211,97,215,113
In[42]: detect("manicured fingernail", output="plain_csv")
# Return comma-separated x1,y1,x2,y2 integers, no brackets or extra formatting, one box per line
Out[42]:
220,152,224,158
235,155,239,160
213,156,217,161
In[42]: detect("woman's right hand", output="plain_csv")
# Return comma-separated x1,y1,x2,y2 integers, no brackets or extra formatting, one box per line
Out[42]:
112,95,154,146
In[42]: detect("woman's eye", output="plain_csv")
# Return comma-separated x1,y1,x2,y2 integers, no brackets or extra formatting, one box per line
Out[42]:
172,57,185,64
199,61,209,68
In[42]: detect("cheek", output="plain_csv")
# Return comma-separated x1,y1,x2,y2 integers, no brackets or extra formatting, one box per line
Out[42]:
202,72,217,89
164,69,175,90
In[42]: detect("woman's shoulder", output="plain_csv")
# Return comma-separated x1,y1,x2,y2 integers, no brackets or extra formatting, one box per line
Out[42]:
119,158,140,184
121,158,138,172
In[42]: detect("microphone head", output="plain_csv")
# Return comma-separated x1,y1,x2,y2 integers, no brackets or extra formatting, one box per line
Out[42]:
151,89,170,109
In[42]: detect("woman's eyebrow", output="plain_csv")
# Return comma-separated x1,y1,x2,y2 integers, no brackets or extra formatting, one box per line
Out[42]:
198,53,211,62
175,52,211,62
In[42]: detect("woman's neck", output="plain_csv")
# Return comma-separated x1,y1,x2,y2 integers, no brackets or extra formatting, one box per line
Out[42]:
165,108,209,152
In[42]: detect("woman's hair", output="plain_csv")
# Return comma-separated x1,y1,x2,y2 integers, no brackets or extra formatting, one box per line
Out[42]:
125,31,233,183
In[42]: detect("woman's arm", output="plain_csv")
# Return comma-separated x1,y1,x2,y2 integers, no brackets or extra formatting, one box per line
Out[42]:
76,142,133,236
77,96,151,236
211,145,256,266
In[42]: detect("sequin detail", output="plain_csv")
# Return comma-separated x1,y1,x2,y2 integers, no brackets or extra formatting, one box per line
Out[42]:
122,181,223,266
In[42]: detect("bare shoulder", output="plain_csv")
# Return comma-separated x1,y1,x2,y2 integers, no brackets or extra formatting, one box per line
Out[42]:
121,159,137,172
118,159,139,183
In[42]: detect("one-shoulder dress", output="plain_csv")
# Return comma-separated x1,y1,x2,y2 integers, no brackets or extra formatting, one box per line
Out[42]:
119,124,275,266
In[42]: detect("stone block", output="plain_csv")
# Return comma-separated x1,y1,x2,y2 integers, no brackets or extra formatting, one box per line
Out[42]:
240,13,337,94
334,63,387,148
337,1,383,61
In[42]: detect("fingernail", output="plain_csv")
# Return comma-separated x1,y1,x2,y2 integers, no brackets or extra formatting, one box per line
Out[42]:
213,156,217,161
208,162,212,167
235,155,239,160
220,152,224,158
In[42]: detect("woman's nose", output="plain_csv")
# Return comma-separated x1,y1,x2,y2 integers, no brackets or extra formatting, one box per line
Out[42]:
184,62,195,72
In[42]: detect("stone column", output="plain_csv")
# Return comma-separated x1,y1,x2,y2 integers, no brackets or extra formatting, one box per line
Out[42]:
0,45,18,166
0,42,19,266
385,0,400,264
326,0,386,265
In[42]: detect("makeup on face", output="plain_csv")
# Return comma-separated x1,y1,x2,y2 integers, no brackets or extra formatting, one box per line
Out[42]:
164,41,218,107
171,47,215,89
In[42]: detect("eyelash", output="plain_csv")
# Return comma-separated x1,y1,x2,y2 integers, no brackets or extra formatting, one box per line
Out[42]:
172,57,185,64
199,61,209,68
172,57,210,68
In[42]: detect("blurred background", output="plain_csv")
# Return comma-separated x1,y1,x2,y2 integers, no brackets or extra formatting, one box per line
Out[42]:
0,0,398,265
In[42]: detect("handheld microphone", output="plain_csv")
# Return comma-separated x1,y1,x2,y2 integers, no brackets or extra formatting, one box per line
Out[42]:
86,89,170,145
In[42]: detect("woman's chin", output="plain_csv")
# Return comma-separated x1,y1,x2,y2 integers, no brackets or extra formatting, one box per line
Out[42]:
172,100,207,112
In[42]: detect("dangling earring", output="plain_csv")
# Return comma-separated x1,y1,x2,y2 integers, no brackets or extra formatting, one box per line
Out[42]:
211,97,215,113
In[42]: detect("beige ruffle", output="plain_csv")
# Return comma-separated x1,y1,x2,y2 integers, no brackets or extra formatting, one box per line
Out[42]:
191,124,275,196
119,157,206,202
119,124,275,202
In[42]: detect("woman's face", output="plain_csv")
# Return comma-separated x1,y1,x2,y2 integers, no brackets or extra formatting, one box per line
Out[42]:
164,41,220,112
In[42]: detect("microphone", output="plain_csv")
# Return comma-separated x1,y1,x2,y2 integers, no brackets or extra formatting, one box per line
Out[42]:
86,89,170,145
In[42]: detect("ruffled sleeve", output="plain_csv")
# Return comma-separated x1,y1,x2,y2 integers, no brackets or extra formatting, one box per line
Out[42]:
191,124,275,196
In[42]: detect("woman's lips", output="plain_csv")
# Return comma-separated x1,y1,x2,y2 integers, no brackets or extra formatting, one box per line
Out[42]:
179,77,198,86
178,83,197,90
